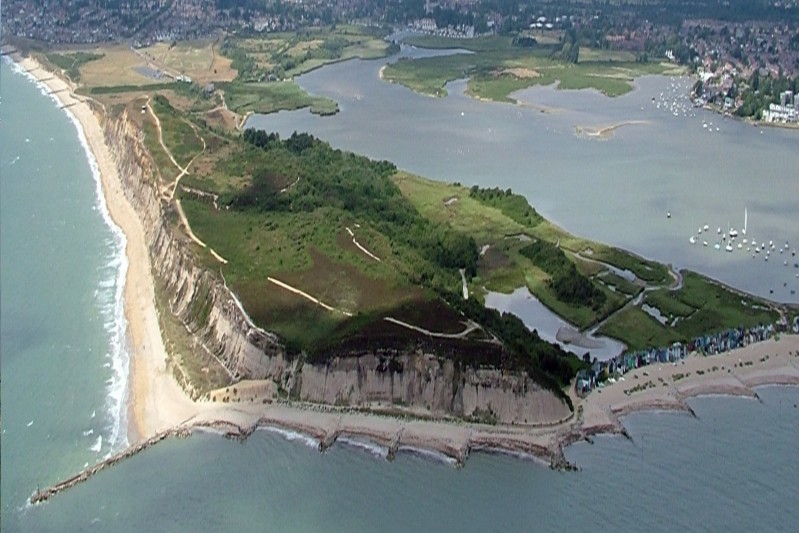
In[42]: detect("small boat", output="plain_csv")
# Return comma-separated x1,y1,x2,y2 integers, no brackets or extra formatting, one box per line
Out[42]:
725,243,733,252
714,242,721,250
717,227,722,234
689,236,697,245
703,224,709,231
729,228,738,238
737,243,742,249
703,241,708,247
742,208,747,235
698,227,703,234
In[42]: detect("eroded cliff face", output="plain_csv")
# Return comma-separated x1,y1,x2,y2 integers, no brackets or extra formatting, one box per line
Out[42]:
300,352,571,425
104,111,291,398
105,110,570,423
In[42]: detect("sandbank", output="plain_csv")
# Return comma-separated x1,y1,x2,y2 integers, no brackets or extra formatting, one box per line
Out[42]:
574,120,649,140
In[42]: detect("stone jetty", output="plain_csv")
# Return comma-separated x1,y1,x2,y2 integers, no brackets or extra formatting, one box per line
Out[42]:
30,426,192,504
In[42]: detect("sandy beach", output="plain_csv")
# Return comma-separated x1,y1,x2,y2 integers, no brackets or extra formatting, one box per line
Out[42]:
580,335,799,436
12,54,200,439
14,54,799,476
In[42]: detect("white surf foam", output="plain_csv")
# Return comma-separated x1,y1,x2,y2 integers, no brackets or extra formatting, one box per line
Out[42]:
397,445,459,466
257,426,320,449
7,58,132,455
336,436,389,459
90,435,103,453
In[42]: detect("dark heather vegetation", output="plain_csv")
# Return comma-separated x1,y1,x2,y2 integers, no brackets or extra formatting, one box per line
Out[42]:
206,128,585,399
240,129,479,279
468,185,543,229
520,240,606,311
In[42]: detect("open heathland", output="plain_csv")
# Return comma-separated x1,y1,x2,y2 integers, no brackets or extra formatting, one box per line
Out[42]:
81,45,787,403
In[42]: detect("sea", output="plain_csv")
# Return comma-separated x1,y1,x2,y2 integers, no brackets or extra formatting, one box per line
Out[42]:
2,55,798,532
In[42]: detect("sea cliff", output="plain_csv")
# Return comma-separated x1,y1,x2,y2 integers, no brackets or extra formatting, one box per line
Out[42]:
103,112,291,397
102,108,571,424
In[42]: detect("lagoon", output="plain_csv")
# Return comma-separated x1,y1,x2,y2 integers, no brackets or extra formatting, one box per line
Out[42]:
485,287,626,361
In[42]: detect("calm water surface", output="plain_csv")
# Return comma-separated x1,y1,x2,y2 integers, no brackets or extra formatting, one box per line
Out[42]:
249,47,799,303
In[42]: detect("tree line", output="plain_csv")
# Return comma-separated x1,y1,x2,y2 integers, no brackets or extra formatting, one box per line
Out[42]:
468,185,543,228
520,240,606,311
239,129,479,281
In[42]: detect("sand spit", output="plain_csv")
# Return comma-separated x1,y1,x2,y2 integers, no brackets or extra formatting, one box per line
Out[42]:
580,335,799,433
14,52,799,506
575,120,649,140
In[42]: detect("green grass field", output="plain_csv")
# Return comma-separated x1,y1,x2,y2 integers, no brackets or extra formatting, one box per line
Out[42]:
44,51,104,82
220,80,338,115
150,95,204,168
597,306,683,351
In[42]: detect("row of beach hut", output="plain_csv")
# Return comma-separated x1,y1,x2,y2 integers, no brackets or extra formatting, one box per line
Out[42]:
576,322,781,395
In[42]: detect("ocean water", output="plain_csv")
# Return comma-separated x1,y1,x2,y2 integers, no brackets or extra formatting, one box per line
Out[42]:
2,59,799,532
1,59,130,527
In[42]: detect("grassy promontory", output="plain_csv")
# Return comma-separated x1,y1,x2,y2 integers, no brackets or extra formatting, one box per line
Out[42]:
95,72,781,402
155,88,780,391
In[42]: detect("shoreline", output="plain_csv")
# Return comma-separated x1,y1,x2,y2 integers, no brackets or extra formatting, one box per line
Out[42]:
9,53,200,441
11,55,799,500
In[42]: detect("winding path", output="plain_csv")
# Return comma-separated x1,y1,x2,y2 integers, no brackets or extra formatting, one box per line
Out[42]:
146,97,226,264
345,226,381,262
267,277,353,317
568,250,686,335
383,317,480,339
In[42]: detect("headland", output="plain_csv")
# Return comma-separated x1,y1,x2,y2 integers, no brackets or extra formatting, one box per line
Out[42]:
11,52,799,506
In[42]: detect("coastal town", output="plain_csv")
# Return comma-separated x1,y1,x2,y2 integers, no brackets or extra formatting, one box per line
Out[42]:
3,1,798,121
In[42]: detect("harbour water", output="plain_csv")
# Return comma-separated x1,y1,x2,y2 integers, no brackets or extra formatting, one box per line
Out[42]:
248,47,799,304
2,57,799,531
